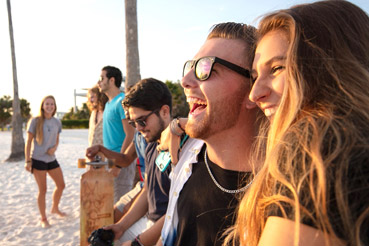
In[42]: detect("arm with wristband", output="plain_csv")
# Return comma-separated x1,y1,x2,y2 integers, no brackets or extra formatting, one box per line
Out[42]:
24,131,34,172
158,117,188,165
85,142,137,168
110,118,135,176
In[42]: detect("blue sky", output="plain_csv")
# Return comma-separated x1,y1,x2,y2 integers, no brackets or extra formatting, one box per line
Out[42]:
1,0,369,114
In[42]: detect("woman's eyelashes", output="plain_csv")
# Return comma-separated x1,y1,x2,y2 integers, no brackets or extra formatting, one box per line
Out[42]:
271,65,285,76
251,65,285,84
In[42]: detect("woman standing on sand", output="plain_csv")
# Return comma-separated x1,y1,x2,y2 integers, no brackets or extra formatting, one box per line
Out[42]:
25,95,66,228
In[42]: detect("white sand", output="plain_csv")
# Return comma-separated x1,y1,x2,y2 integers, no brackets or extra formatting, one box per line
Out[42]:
0,129,89,245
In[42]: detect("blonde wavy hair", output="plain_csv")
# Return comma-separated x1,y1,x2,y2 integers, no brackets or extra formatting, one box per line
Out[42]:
86,85,108,112
227,1,369,245
34,95,57,145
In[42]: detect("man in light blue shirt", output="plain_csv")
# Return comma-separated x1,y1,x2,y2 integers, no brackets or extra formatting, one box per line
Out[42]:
98,65,135,202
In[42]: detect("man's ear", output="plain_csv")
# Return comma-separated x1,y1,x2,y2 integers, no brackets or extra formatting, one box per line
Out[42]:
160,105,171,117
245,98,256,109
109,77,115,86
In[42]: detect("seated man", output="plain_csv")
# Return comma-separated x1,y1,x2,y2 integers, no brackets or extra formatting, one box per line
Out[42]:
87,78,189,245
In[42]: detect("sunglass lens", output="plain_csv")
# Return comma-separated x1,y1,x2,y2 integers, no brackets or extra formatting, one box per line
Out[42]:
183,60,193,77
136,120,146,127
196,57,212,80
128,121,136,128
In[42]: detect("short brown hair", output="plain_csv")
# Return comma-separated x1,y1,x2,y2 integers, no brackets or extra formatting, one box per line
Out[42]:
207,22,257,67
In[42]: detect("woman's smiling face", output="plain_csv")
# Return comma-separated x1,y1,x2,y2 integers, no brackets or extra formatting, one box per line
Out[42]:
42,97,56,117
249,30,289,121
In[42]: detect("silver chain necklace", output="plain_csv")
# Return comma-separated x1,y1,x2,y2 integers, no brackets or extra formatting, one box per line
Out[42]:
204,149,254,194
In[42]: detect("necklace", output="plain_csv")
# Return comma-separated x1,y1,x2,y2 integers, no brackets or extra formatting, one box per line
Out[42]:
204,149,254,194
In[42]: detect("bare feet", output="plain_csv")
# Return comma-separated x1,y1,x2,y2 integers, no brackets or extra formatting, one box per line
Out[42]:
51,209,67,217
40,218,50,228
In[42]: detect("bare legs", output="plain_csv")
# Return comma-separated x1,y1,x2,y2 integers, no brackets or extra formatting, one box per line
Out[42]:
48,167,66,216
33,169,49,227
33,167,65,227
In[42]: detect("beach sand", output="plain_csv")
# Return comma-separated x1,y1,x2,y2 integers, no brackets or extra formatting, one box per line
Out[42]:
0,129,89,245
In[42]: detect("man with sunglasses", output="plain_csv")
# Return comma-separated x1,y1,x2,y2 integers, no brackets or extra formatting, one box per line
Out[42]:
97,65,135,203
90,78,187,246
159,22,259,246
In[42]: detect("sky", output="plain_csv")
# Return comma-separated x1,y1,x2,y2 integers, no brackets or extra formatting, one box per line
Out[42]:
1,0,369,115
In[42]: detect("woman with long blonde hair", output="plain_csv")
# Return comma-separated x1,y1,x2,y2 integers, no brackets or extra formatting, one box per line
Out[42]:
25,95,66,228
87,85,108,146
230,1,369,245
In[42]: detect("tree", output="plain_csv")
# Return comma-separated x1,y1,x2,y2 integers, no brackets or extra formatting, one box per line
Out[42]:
166,80,189,118
0,96,31,130
0,96,12,130
62,103,90,120
7,0,25,162
19,98,31,121
124,0,141,89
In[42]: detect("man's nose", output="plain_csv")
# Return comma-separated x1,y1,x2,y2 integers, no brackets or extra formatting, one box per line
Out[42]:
181,69,199,89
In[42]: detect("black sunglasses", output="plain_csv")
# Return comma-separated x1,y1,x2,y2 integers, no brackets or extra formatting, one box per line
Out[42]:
128,109,159,128
182,56,250,81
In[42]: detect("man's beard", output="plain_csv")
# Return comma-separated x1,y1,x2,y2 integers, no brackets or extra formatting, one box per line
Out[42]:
145,117,166,143
186,90,246,140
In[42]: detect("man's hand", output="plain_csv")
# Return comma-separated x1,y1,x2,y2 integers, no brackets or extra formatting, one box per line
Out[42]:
86,145,100,160
103,223,124,241
121,241,132,246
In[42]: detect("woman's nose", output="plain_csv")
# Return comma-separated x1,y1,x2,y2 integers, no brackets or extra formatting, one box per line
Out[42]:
249,77,271,103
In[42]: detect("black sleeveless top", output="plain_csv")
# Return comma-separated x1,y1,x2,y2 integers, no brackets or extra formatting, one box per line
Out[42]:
175,146,252,246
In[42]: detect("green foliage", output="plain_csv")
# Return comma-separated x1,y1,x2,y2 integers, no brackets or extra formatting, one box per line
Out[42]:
165,80,189,118
0,95,12,128
61,119,89,129
20,98,31,119
62,103,90,120
0,95,31,129
61,103,90,129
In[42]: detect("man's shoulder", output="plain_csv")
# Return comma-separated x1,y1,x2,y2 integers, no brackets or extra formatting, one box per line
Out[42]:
145,142,158,156
118,91,125,98
113,92,125,102
104,93,125,118
144,142,160,170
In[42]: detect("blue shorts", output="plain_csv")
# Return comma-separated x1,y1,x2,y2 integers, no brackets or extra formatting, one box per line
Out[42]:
31,159,60,173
